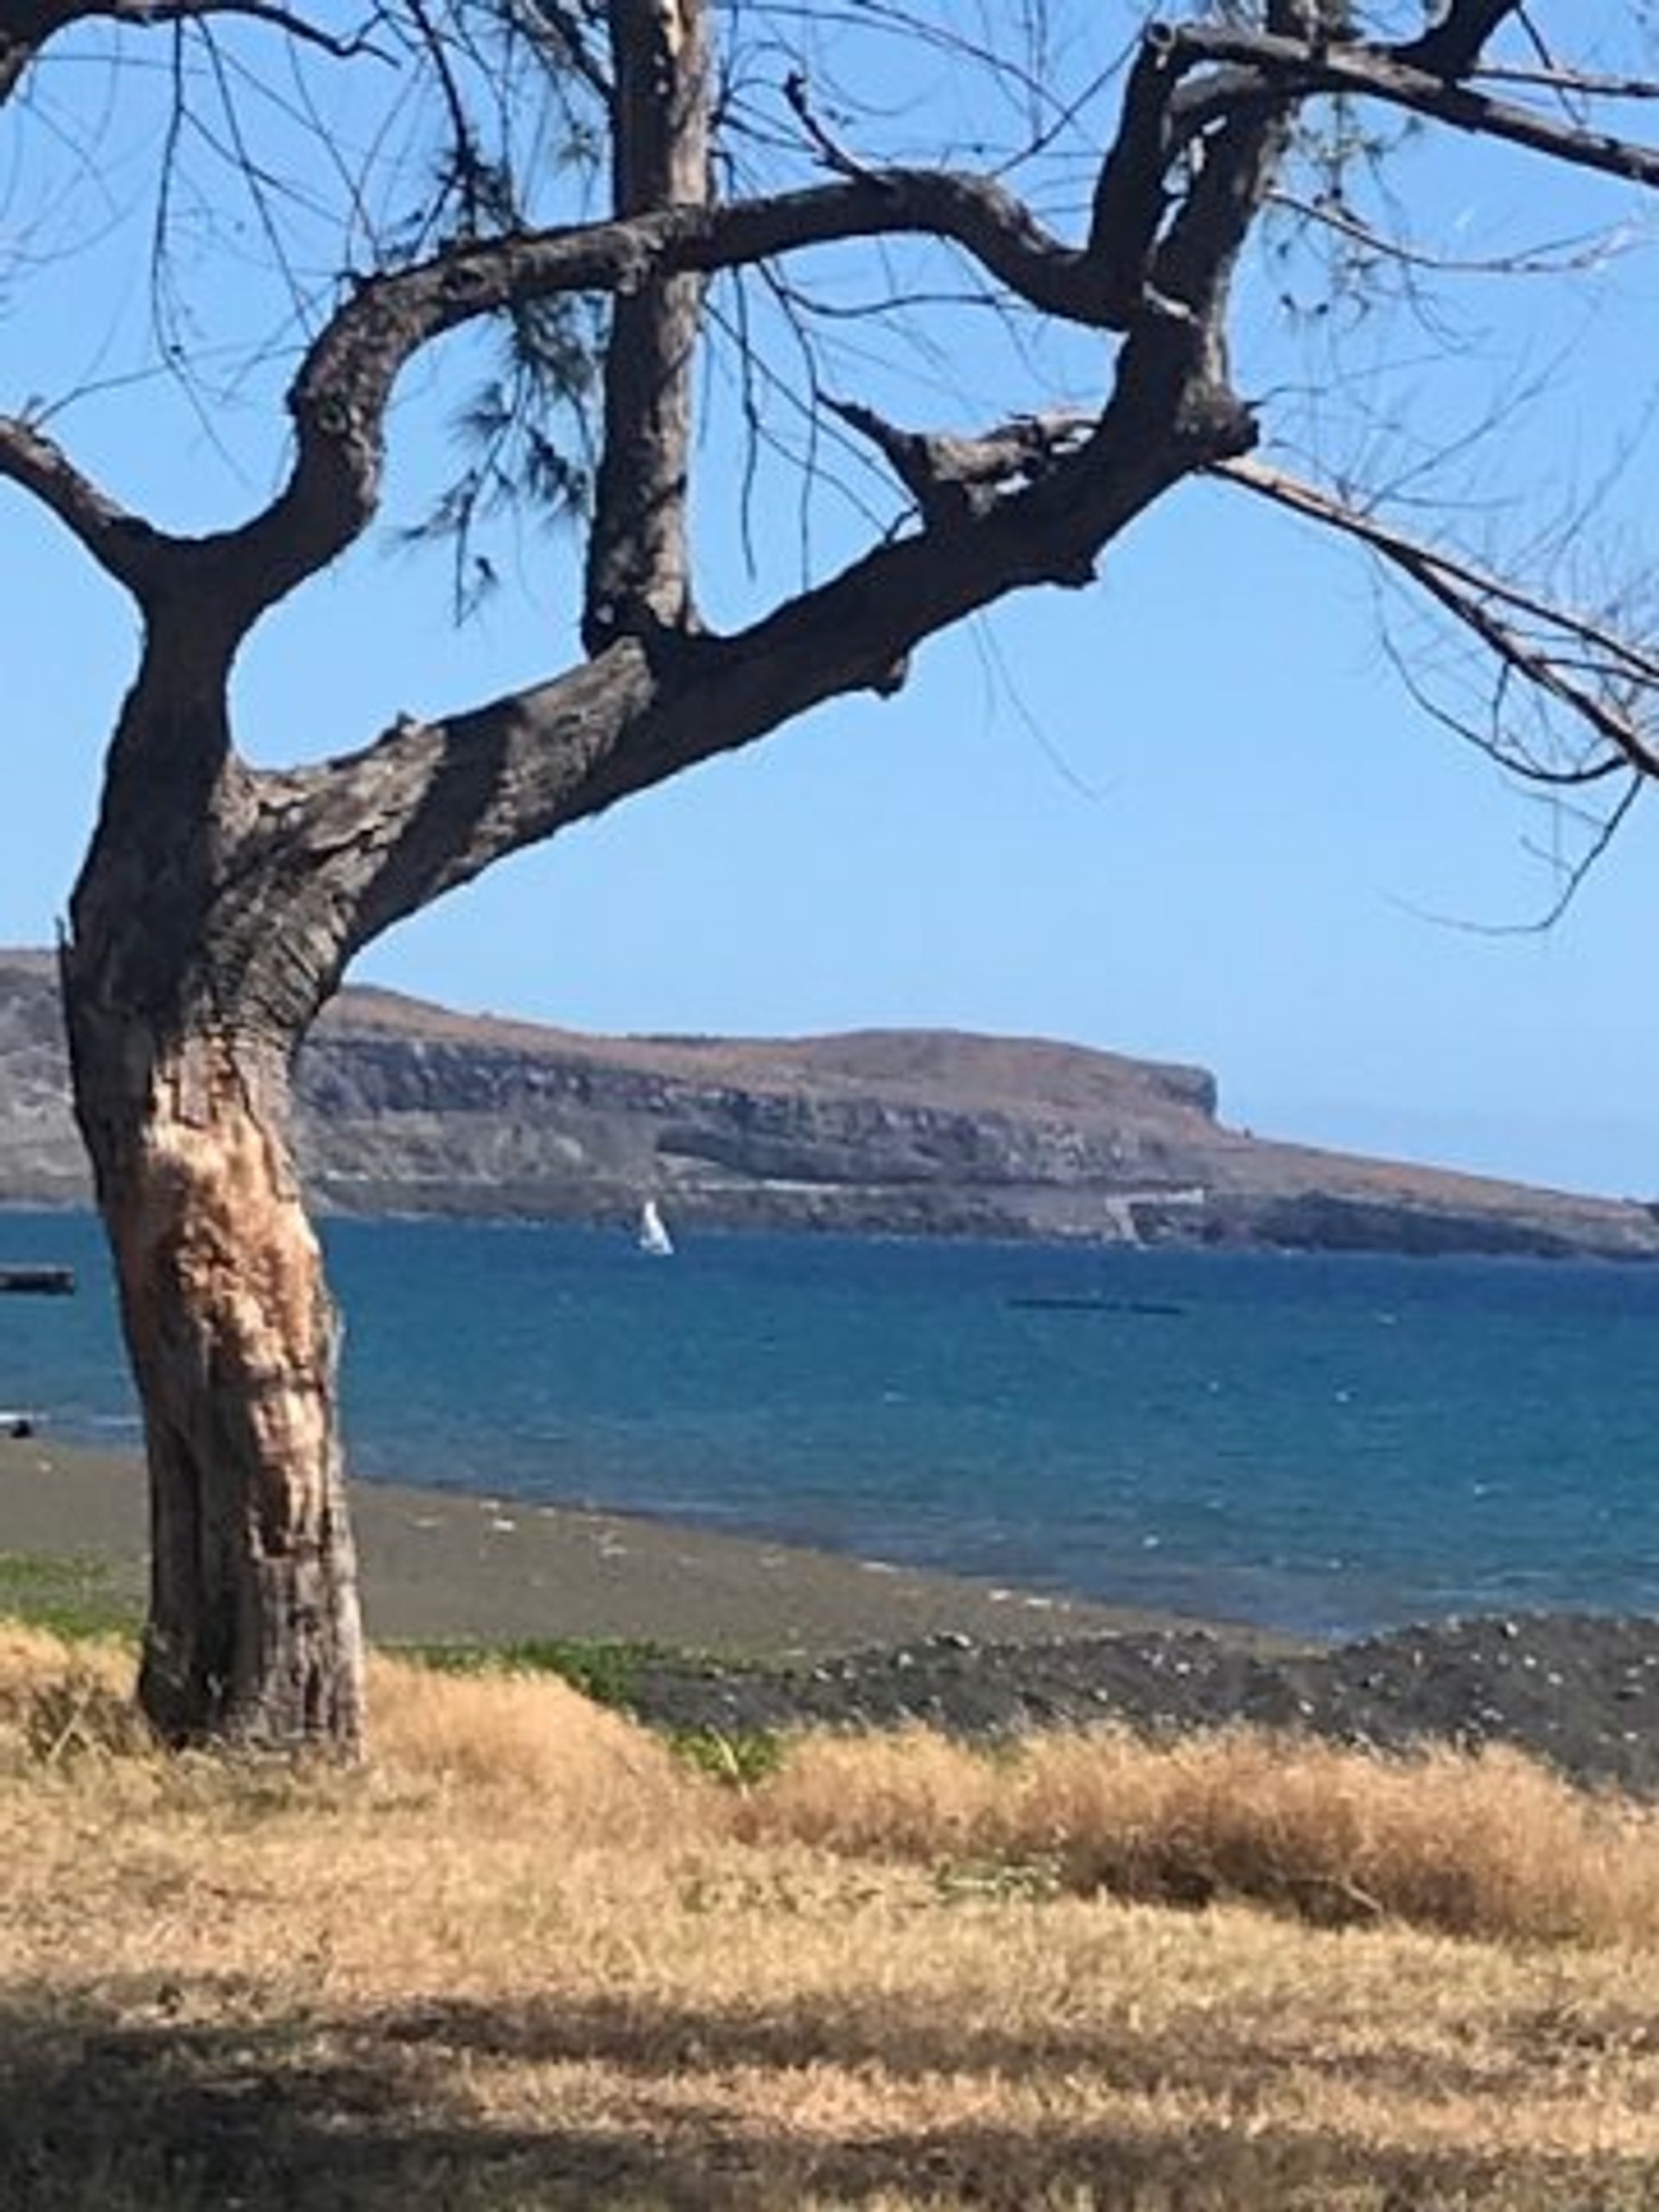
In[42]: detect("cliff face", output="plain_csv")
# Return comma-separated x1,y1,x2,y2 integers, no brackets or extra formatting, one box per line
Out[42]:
2,947,1654,1259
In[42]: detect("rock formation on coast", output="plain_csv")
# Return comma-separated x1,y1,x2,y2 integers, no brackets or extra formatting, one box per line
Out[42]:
1,947,1653,1259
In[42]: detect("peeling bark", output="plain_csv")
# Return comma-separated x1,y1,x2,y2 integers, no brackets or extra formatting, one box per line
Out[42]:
67,1005,364,1750
61,650,365,1753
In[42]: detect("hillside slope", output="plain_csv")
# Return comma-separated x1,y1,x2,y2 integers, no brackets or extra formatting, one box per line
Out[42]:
2,949,1653,1258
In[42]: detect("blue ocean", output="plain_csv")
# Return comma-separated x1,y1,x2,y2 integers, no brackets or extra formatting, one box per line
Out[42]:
3,1206,1658,1638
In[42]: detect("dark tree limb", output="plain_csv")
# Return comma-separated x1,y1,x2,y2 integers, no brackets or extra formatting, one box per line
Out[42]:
1152,82,1293,327
1130,23,1303,429
1395,1,1524,81
1086,23,1184,316
823,397,1093,527
582,0,710,652
1169,27,1659,193
0,416,175,597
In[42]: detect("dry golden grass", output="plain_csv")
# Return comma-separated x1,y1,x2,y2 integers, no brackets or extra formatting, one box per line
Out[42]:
3,1629,1659,2209
743,1723,1659,1943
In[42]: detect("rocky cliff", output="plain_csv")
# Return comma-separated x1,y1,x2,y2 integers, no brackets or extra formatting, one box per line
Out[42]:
2,948,1653,1259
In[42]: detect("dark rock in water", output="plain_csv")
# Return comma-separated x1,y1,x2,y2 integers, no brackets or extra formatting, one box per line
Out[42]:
1,946,1654,1259
622,1614,1659,1796
0,1267,73,1295
1007,1296,1186,1315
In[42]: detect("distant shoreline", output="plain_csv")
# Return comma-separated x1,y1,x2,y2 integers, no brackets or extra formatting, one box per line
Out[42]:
7,1187,1659,1274
4,947,1657,1258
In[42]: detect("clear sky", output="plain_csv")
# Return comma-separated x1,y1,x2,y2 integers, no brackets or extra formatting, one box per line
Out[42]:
5,4,1659,1199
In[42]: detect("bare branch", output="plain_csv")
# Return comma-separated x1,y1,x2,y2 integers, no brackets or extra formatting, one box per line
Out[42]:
1214,454,1659,780
781,65,876,183
0,415,172,594
1372,597,1629,791
1392,775,1642,935
1171,27,1659,195
1471,64,1659,104
825,396,1092,531
512,0,613,105
1265,189,1634,279
111,0,391,61
0,0,389,105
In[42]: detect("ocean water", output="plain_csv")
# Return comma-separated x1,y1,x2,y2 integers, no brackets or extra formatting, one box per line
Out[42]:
3,1207,1659,1637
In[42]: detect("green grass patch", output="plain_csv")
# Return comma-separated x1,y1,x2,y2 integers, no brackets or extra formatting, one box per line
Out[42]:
396,1636,699,1712
666,1725,786,1789
0,1553,141,1642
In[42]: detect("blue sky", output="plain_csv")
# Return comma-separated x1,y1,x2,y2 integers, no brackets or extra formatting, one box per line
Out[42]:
5,5,1659,1199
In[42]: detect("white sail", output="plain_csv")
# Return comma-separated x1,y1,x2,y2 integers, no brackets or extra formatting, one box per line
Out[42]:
637,1199,674,1257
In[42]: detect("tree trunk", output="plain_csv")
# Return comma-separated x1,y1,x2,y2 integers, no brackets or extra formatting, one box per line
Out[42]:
63,985,365,1751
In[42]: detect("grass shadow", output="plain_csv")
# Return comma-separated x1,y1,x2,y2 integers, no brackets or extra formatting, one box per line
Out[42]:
0,1986,1653,2212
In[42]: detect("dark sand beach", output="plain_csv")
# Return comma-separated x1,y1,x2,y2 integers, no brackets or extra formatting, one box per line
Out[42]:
5,1434,1658,1794
0,1434,1154,1656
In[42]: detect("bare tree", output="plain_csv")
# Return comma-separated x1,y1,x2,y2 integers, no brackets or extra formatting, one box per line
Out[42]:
3,0,1659,1751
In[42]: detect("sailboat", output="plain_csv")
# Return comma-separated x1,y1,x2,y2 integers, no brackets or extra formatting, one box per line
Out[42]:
637,1198,675,1258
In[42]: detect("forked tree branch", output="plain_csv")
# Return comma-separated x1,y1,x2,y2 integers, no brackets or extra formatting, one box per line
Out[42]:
0,169,1139,622
258,20,1306,982
33,6,1646,652
1083,3,1316,327
272,336,1266,980
164,168,1146,632
208,1,1297,996
16,0,1659,986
